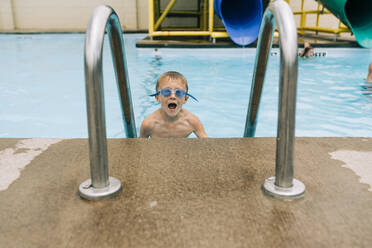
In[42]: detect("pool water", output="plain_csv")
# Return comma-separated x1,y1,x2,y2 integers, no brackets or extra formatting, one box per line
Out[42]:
1,33,372,138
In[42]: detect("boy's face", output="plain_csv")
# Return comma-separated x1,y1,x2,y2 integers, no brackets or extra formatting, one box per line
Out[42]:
305,48,314,57
156,77,188,117
308,48,314,57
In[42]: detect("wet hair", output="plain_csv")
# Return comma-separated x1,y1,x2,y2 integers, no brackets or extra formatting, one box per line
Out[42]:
156,71,188,92
300,43,314,57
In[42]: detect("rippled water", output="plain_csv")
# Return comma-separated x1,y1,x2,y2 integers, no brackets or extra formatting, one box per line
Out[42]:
1,33,372,138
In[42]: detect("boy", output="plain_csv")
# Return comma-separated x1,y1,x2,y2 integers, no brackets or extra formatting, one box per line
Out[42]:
299,42,314,58
140,71,207,138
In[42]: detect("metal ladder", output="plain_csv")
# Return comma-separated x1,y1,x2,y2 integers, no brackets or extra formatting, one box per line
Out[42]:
79,0,305,201
79,5,137,200
244,0,305,199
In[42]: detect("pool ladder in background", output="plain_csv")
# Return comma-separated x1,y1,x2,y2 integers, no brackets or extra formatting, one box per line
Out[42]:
79,0,305,201
78,5,137,200
244,0,305,199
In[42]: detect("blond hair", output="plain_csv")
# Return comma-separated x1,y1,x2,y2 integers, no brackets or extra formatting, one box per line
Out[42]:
156,71,188,92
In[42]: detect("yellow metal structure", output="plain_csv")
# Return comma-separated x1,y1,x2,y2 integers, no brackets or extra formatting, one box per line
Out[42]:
148,0,228,40
287,0,351,35
148,0,351,41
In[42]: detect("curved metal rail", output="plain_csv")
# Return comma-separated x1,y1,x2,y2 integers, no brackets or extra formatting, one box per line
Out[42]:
79,5,137,201
244,0,305,199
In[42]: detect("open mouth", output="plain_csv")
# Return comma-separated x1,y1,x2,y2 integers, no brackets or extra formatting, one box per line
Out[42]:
168,103,177,110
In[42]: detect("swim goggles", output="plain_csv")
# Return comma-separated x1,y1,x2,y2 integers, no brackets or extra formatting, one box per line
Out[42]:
149,88,198,102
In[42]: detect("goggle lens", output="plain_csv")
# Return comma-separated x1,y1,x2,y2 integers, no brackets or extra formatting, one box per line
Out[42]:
149,88,198,102
160,88,186,98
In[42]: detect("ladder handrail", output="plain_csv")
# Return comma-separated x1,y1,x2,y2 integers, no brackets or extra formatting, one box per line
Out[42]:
79,5,136,200
244,0,305,199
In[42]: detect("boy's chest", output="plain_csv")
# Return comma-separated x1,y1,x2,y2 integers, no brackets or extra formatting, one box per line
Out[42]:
152,120,193,138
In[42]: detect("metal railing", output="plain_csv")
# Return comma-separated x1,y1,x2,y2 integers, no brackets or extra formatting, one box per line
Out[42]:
244,0,305,199
79,5,137,201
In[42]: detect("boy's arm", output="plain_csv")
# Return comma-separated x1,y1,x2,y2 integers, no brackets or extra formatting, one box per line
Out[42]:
189,114,208,138
140,118,153,138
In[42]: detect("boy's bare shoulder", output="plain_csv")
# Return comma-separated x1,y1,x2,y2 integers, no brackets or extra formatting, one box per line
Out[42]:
140,110,162,138
142,110,161,127
141,116,154,129
183,109,208,138
182,109,199,121
183,109,203,128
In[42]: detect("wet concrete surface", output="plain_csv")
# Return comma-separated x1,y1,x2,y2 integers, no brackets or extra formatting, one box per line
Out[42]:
0,137,371,247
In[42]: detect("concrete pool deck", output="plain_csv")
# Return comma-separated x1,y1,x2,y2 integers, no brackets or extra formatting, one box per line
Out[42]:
0,137,371,247
136,33,359,48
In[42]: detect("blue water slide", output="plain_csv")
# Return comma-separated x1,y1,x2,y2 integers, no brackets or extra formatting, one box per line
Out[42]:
214,0,263,46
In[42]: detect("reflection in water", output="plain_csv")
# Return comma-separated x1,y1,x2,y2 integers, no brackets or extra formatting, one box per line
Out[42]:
137,49,163,120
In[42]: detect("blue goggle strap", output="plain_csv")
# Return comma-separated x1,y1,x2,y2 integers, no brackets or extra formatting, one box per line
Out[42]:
186,93,199,102
149,91,199,102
